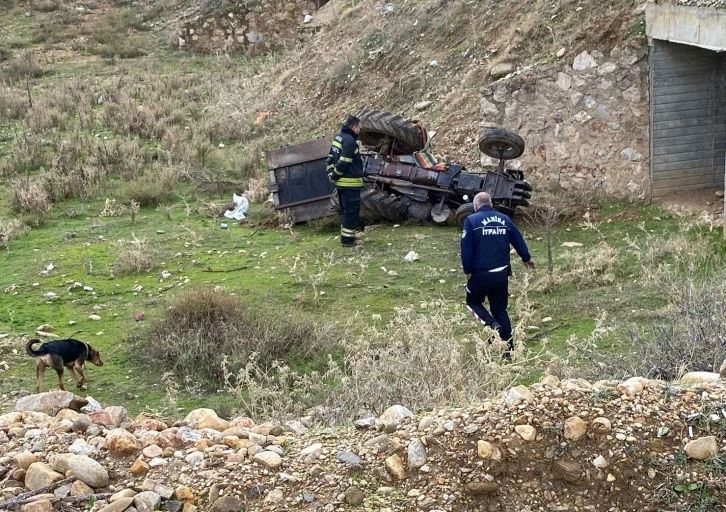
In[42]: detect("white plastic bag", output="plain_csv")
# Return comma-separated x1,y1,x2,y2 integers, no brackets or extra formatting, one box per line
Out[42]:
224,193,249,221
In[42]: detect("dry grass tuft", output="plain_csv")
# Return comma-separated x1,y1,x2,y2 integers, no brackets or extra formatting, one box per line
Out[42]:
5,177,53,218
112,235,158,274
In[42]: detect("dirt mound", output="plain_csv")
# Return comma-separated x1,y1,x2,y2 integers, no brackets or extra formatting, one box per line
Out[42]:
1,375,724,511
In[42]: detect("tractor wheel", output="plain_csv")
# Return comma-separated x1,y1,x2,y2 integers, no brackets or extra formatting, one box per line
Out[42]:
355,109,427,154
479,128,525,160
360,187,408,223
406,201,433,222
455,203,475,228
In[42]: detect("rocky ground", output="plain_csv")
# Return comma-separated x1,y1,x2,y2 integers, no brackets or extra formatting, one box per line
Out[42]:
1,372,725,512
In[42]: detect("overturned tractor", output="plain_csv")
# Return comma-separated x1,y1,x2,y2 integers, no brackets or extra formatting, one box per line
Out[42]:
267,110,532,227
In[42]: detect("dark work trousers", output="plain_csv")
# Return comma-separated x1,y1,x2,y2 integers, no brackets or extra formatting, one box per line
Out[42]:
337,187,361,246
466,270,513,349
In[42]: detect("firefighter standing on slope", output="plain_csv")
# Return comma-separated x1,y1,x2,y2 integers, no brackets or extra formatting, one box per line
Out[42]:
327,116,364,247
461,191,535,356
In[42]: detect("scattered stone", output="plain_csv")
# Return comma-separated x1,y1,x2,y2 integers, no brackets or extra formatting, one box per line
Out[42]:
107,429,139,456
418,417,435,431
354,417,376,429
490,62,515,78
344,486,365,506
505,385,534,406
134,491,161,512
378,405,413,425
477,440,494,459
264,488,284,504
99,498,134,512
515,425,537,441
572,51,597,70
466,482,499,495
211,496,244,512
556,47,566,58
13,451,38,470
71,416,92,433
336,451,361,465
175,486,194,501
407,438,427,469
16,391,88,416
111,489,137,502
143,445,163,459
21,500,53,512
685,436,719,460
592,455,608,469
385,454,406,480
414,101,432,111
68,454,109,488
591,417,612,434
363,434,389,451
70,480,94,496
253,451,282,469
564,416,587,441
184,409,229,431
25,463,64,491
130,458,150,476
184,452,204,466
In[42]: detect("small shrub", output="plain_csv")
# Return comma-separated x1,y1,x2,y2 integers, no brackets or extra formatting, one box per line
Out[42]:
246,176,270,203
144,287,335,389
92,39,147,59
112,235,158,274
0,133,48,177
43,136,106,201
5,51,47,81
0,88,29,120
25,103,67,132
574,272,726,381
118,170,175,207
6,176,52,218
34,0,60,12
226,301,540,423
92,137,145,180
0,219,29,249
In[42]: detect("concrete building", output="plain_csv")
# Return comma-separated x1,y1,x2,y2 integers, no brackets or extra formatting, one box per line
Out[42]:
645,1,726,200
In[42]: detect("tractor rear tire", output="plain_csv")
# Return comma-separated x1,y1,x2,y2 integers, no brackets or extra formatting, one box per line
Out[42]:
355,109,427,154
479,128,525,160
360,187,408,223
455,203,475,228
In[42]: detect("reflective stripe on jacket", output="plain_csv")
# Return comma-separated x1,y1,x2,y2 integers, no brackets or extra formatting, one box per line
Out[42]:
326,126,363,188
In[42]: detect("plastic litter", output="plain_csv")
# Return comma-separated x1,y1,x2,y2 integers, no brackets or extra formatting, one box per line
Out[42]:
404,251,420,263
224,193,249,221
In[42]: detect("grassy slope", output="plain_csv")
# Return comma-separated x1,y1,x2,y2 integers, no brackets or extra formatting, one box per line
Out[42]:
2,193,724,416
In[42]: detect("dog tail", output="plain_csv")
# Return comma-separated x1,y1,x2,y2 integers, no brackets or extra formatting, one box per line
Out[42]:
25,339,45,357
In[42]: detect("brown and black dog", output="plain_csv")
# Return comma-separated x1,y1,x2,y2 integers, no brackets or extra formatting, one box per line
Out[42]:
26,338,104,393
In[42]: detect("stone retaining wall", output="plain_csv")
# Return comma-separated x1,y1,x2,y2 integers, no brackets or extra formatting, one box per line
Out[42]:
177,0,319,54
480,41,650,199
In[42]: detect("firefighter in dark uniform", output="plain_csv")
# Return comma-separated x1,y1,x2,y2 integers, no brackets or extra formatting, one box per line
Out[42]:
461,192,535,354
327,116,364,247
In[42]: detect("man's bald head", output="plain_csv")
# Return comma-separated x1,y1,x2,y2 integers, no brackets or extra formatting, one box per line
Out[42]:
473,192,492,210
